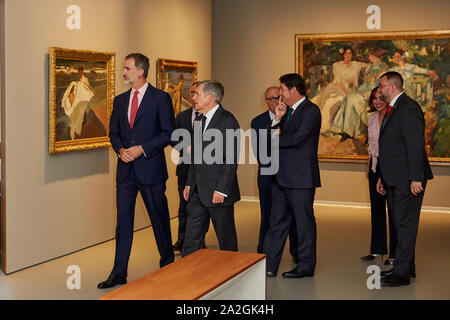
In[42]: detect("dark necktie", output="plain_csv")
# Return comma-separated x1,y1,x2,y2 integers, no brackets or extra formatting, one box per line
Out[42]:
193,111,202,129
286,107,294,121
201,115,207,132
129,90,139,129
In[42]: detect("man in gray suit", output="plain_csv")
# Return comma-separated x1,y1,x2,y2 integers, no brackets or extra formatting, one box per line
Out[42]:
181,80,241,257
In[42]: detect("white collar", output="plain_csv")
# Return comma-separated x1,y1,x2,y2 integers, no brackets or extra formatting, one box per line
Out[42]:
131,82,149,96
204,104,220,120
291,96,306,112
389,92,404,107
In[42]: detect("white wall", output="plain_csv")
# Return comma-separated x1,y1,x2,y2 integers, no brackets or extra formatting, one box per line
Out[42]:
2,0,211,273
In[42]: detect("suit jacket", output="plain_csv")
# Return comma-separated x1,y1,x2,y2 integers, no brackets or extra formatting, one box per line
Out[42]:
186,105,241,207
251,110,275,189
109,83,176,185
274,98,321,189
378,92,433,186
173,108,193,184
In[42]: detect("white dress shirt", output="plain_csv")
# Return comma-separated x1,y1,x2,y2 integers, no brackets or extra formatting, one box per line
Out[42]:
202,104,220,131
388,91,404,108
127,82,149,122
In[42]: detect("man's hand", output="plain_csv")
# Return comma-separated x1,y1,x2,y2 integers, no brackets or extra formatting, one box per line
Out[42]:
376,178,386,196
272,128,281,137
119,148,134,163
410,181,424,196
274,98,287,122
212,191,225,204
126,145,144,159
183,186,191,201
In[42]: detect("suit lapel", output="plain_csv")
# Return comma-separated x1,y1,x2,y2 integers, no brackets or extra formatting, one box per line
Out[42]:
284,98,307,131
264,110,272,127
205,105,224,130
380,93,404,135
186,108,194,131
123,89,132,133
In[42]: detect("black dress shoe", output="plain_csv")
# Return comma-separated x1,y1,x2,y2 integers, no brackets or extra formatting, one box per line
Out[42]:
360,254,376,261
381,268,415,278
384,258,395,265
266,271,277,277
381,274,410,287
381,268,394,277
282,267,314,279
97,274,127,289
173,240,183,251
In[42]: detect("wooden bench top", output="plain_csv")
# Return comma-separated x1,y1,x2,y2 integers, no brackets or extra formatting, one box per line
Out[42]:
100,249,266,300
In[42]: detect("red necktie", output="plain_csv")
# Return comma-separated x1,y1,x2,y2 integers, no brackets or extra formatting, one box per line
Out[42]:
193,111,202,129
129,91,139,129
386,105,393,117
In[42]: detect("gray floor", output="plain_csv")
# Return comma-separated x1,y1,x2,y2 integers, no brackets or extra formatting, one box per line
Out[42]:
0,201,449,300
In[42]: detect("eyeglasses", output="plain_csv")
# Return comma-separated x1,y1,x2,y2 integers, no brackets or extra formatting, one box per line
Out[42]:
265,96,279,102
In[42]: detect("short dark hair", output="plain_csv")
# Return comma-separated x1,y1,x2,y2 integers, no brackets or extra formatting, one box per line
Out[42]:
368,86,379,112
279,73,306,96
198,80,224,103
341,45,355,58
125,53,150,78
380,71,403,89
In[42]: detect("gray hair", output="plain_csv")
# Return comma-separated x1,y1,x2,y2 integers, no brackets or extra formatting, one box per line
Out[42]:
125,53,150,78
198,80,224,104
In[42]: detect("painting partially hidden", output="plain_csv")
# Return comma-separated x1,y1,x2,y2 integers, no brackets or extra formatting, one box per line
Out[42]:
49,47,115,154
157,59,198,116
296,30,449,162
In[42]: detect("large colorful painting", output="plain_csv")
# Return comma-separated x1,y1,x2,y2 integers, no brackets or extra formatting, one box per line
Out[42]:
49,47,115,154
156,59,198,116
296,30,449,162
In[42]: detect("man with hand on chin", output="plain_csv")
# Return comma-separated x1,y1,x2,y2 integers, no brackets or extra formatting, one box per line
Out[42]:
264,73,321,278
98,53,176,289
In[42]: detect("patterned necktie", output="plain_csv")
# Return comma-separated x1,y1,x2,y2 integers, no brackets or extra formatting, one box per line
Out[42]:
193,111,202,129
386,105,393,117
129,90,139,129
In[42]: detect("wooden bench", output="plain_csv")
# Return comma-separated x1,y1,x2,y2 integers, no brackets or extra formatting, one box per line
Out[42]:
100,249,266,300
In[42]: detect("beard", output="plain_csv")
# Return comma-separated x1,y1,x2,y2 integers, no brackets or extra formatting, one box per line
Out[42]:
123,75,136,85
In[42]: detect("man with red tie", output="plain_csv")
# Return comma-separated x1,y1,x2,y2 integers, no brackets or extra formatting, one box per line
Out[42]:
377,71,433,287
98,53,176,289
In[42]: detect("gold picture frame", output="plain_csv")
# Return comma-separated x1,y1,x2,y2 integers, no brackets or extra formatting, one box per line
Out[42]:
156,58,198,116
49,47,116,154
296,30,450,163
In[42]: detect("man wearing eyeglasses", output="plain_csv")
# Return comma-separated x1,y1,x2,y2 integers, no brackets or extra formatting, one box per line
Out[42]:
250,86,298,258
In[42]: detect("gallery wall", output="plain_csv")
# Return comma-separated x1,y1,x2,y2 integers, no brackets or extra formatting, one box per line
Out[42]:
212,0,450,208
1,0,211,274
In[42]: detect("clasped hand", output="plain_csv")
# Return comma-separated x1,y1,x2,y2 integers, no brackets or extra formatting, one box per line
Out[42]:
119,146,144,163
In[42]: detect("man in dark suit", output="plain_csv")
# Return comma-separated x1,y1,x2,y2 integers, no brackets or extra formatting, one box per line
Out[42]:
172,82,208,251
98,53,176,289
251,86,297,257
265,73,321,278
376,71,433,287
181,80,240,257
